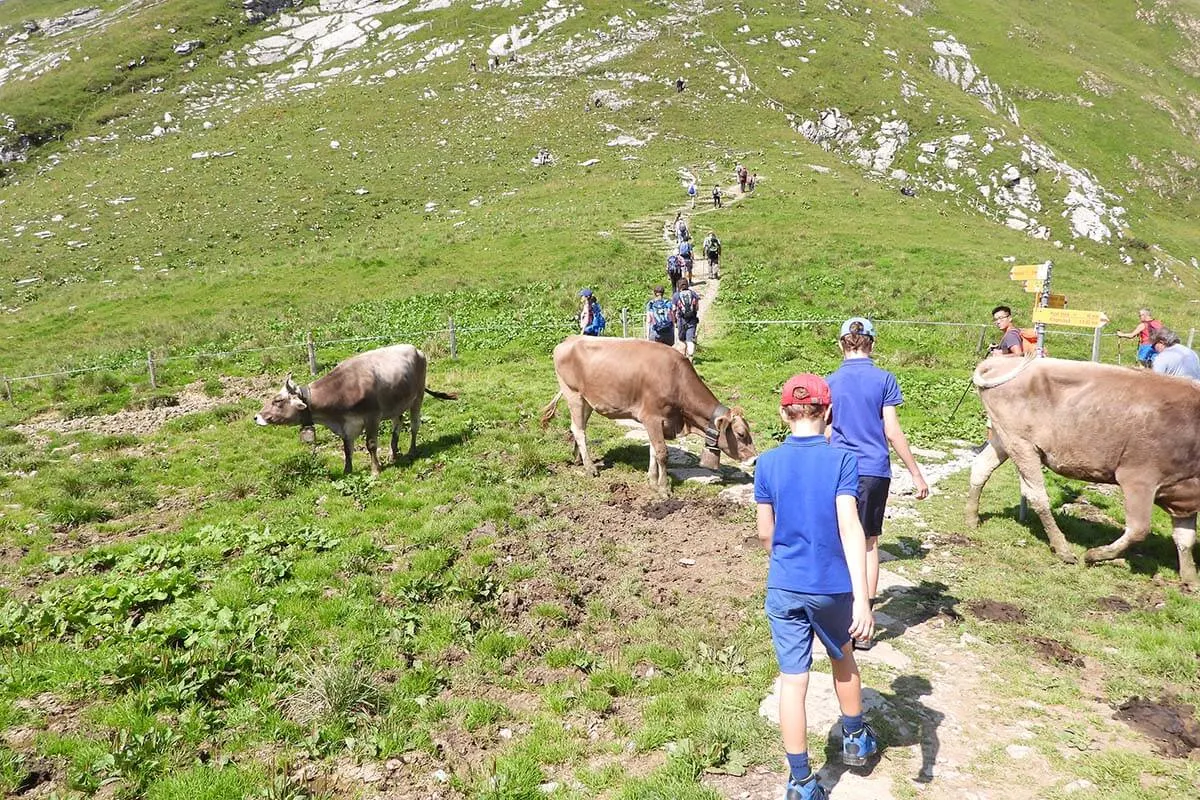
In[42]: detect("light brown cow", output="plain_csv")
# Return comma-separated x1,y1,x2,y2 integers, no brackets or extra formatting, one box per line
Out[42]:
540,336,756,493
965,355,1198,588
254,344,456,475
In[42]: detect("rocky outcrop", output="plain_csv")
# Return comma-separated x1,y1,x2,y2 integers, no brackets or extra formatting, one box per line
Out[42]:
243,0,302,25
0,115,30,166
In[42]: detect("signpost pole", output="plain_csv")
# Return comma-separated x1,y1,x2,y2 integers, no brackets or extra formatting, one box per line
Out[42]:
1036,261,1052,357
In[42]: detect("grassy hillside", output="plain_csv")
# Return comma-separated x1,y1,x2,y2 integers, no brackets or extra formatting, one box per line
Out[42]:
1,1,1199,798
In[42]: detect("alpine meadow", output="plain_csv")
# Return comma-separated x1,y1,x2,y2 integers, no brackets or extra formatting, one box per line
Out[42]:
1,1,1199,799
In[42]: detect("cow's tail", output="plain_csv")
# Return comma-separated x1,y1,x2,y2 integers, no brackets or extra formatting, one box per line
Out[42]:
972,353,1038,390
539,391,562,429
425,388,458,400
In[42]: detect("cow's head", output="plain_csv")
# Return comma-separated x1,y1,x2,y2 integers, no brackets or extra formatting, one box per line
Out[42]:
699,406,756,469
254,373,308,430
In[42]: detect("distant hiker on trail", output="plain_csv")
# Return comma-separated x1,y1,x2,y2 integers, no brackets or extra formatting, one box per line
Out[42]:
703,231,722,279
674,212,690,243
666,254,684,290
687,181,697,208
1116,307,1164,367
675,76,685,93
826,317,928,651
749,171,758,191
645,285,676,346
737,164,749,193
678,240,695,284
712,184,723,208
755,372,877,800
470,57,478,72
578,289,606,336
672,278,701,361
1151,328,1200,381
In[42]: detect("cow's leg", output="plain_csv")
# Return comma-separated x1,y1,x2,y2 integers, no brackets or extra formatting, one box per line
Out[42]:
565,394,596,476
644,418,671,496
1004,439,1077,563
965,441,1008,527
341,436,354,474
364,419,382,476
1083,472,1157,565
408,398,423,458
390,415,402,463
1170,515,1197,590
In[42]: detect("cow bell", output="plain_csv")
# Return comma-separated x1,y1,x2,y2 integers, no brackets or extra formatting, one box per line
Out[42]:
299,425,316,444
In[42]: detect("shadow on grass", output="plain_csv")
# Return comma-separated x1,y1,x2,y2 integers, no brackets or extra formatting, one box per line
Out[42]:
819,675,943,790
874,580,960,645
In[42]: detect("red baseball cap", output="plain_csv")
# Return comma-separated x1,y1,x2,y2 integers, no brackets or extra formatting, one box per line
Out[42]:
780,373,831,406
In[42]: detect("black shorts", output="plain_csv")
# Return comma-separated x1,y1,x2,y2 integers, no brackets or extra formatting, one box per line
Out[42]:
857,476,890,538
650,327,675,346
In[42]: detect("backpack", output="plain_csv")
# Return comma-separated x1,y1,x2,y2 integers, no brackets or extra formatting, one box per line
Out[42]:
1016,328,1042,355
676,290,699,322
677,222,690,242
584,302,606,335
648,298,673,332
666,255,683,284
679,240,692,257
703,234,720,254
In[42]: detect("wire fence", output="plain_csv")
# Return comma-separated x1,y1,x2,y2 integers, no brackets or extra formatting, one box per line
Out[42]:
2,314,1194,403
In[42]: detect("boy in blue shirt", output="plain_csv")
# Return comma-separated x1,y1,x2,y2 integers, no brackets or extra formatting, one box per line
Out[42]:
755,373,878,800
827,318,928,649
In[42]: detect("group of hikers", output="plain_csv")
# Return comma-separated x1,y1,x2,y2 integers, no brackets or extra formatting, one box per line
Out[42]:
576,208,724,363
687,162,756,208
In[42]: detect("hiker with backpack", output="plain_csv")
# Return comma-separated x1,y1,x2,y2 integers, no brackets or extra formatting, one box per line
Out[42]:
579,288,606,336
672,278,701,361
1116,308,1164,367
687,181,697,208
678,240,695,284
712,184,723,208
645,285,676,346
989,305,1030,356
737,164,749,193
703,231,721,279
674,212,690,244
666,254,685,290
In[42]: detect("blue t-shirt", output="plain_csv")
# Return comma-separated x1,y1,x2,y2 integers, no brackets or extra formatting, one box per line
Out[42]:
827,358,902,478
754,435,859,594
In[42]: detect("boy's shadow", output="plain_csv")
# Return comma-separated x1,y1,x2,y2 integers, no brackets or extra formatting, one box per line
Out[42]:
817,675,943,790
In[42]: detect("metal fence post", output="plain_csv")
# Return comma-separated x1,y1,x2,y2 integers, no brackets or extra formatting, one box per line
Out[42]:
147,351,157,389
1189,328,1196,349
975,324,987,355
448,316,457,359
306,331,318,375
2,376,10,403
1019,494,1027,523
621,307,628,337
1091,326,1102,362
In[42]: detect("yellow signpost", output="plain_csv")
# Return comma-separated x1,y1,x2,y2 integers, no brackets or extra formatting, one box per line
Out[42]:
1009,263,1049,281
1031,307,1106,328
1045,294,1067,309
1023,280,1045,293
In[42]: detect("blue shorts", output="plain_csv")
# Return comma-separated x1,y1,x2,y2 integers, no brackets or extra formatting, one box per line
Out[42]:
1137,343,1156,364
765,588,853,674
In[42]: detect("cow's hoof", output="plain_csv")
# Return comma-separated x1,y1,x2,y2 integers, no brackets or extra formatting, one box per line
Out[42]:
1056,550,1080,565
1082,547,1114,564
964,515,980,529
584,466,599,478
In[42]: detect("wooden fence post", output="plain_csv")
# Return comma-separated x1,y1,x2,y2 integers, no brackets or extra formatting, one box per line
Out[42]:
2,376,10,403
1189,328,1196,349
448,316,457,359
306,332,318,375
621,307,628,337
147,351,157,389
1019,494,1027,523
974,324,987,355
1091,326,1102,362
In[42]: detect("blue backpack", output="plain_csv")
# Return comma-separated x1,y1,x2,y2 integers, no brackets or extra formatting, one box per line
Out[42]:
584,302,606,335
647,298,673,332
666,255,683,284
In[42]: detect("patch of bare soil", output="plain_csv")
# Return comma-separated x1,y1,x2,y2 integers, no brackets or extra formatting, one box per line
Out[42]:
13,375,270,443
1114,696,1200,759
642,498,685,520
1094,595,1132,614
1031,637,1084,667
965,599,1028,624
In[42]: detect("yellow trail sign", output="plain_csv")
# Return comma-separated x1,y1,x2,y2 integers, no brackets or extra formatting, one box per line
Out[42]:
1032,307,1105,328
1010,263,1048,281
1043,294,1067,309
1023,280,1045,293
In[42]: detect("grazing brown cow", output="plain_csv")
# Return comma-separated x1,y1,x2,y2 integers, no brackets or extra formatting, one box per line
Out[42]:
540,336,756,493
254,344,456,475
965,356,1198,588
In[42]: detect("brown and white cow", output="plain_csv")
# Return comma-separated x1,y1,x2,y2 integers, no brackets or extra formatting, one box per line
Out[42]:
540,336,756,493
965,355,1198,588
255,344,456,475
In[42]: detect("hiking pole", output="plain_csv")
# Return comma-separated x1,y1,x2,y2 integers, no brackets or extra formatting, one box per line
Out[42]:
1117,337,1123,366
948,376,974,421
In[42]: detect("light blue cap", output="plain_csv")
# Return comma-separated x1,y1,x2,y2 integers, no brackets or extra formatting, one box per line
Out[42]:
840,317,875,338
579,288,593,297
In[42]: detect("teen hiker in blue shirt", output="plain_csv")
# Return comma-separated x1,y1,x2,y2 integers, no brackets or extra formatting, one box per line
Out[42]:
644,285,675,346
826,317,928,649
755,373,877,800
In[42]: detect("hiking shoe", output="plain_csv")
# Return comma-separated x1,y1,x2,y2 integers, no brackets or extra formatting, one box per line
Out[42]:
842,722,878,767
785,773,828,800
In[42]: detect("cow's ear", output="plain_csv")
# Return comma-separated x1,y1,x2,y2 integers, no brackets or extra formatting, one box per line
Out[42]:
714,409,733,432
284,373,299,394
